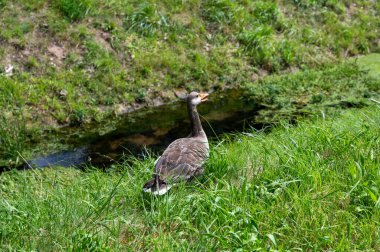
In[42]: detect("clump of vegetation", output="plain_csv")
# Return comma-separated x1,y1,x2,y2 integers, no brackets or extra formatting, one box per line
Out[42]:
252,1,280,25
243,61,380,123
0,0,6,9
124,4,173,36
291,0,344,9
0,113,25,161
238,25,278,70
0,78,26,161
54,0,93,22
202,0,241,25
1,105,379,250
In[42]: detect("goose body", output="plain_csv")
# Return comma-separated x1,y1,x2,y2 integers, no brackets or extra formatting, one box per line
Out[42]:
143,92,209,195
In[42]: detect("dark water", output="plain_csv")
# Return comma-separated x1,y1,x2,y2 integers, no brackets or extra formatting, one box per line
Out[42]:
5,89,266,170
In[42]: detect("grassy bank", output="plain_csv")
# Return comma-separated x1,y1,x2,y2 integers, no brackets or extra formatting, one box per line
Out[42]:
242,58,380,123
1,104,379,250
1,56,379,165
0,0,379,129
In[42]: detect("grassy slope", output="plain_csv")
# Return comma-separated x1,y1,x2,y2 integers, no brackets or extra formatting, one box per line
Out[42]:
0,0,379,128
1,105,379,251
1,58,379,164
242,59,380,123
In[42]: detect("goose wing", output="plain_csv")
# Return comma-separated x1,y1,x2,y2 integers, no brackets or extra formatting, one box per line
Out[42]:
154,137,209,182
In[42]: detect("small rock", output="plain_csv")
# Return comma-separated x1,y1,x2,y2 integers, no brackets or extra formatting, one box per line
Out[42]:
85,66,95,74
251,73,259,81
152,97,164,107
59,89,68,97
5,64,14,76
100,31,110,41
290,66,300,73
22,50,31,56
258,69,268,77
115,104,132,115
204,43,211,52
160,90,176,101
133,103,144,110
174,88,187,99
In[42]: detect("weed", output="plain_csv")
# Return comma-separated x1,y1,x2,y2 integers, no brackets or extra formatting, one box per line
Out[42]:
202,0,239,24
0,0,5,9
292,0,328,9
0,77,26,162
84,39,116,72
252,1,280,25
25,56,39,70
40,12,69,35
238,25,277,69
54,0,92,22
124,4,172,36
277,39,298,66
69,108,86,126
71,231,111,251
0,112,25,162
19,0,45,11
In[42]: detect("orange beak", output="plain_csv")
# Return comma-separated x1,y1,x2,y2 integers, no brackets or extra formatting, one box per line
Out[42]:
199,93,209,102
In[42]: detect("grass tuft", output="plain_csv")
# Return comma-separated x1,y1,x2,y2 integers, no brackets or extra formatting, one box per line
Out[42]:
54,0,92,22
124,4,173,36
0,112,25,162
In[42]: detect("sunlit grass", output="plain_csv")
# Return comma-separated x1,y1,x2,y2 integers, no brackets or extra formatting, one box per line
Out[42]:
1,105,379,250
357,53,380,80
0,1,378,144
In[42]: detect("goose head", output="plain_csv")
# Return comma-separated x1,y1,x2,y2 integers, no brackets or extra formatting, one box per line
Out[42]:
188,91,209,107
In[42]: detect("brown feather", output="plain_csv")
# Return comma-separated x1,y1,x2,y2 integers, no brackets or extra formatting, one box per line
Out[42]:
155,137,209,182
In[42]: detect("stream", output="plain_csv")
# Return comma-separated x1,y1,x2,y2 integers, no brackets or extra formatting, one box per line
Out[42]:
20,89,266,169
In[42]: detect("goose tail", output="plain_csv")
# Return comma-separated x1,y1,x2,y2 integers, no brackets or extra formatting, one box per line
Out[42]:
143,175,172,195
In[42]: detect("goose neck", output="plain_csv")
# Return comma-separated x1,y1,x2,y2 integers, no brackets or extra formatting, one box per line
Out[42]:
188,103,203,137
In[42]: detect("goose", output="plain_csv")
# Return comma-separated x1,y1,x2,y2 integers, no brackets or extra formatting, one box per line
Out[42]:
143,91,210,195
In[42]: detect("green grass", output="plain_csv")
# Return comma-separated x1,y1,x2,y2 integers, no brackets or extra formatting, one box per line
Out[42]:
1,105,379,250
0,0,379,248
357,53,380,80
54,0,93,22
0,113,25,162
